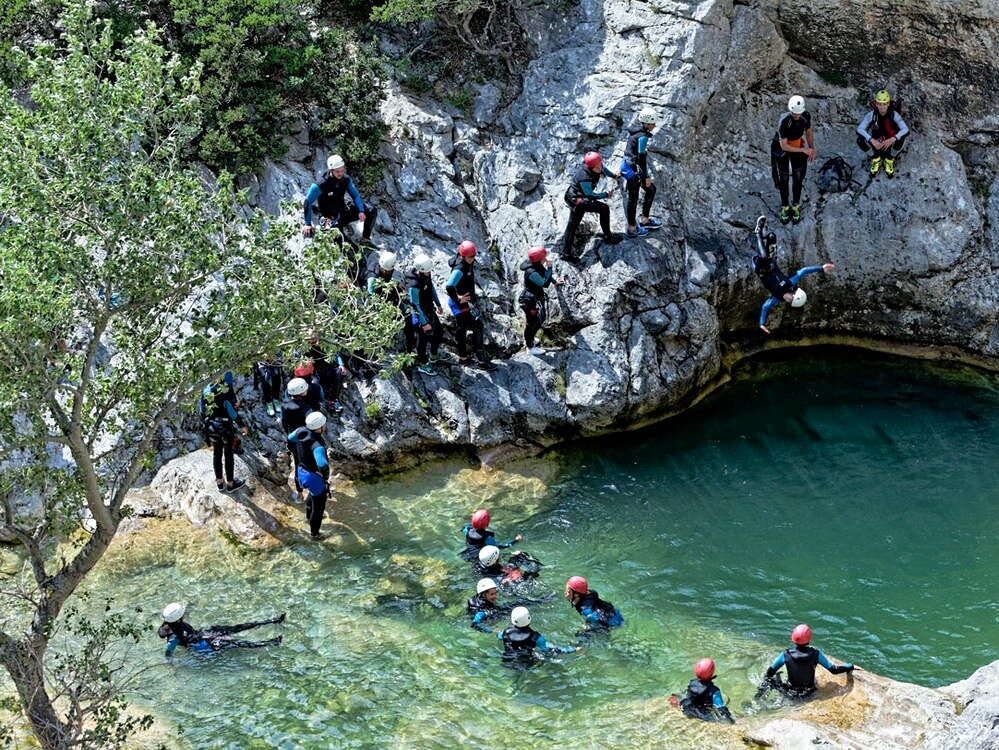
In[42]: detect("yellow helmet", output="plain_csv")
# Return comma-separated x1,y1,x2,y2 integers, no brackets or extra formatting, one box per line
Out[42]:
875,89,891,105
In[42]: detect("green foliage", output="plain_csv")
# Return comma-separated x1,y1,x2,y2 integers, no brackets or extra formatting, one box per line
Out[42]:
444,86,474,115
365,401,383,419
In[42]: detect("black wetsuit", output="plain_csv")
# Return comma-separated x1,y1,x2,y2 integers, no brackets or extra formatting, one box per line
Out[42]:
562,164,616,257
571,590,623,629
158,616,283,656
280,394,312,493
770,111,812,207
200,383,244,485
406,269,443,364
290,426,330,536
622,124,657,226
519,260,555,348
367,262,416,353
679,678,734,723
252,360,285,405
467,594,512,632
764,645,854,698
304,172,378,240
445,256,487,361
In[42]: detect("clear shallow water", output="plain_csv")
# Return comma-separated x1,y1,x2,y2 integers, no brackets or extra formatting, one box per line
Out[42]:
84,349,999,748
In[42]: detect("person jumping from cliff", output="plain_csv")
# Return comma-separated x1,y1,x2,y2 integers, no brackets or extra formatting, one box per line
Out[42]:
518,245,562,355
856,89,909,178
752,216,834,334
157,602,284,657
770,95,816,225
621,108,664,238
302,154,378,243
446,240,497,371
669,658,735,723
561,151,623,260
757,623,855,699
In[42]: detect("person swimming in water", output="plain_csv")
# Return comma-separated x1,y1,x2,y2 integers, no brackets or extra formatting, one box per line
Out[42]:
563,576,623,632
498,606,578,666
157,602,285,657
670,658,735,723
460,508,522,561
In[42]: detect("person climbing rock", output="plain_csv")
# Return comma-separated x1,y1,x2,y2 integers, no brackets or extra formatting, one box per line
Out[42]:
759,623,855,699
475,545,542,586
198,373,248,494
561,151,623,260
445,241,497,371
407,251,445,374
157,602,284,657
770,95,816,225
518,245,562,355
252,357,285,418
281,377,314,501
302,154,378,242
306,338,349,414
292,359,326,413
621,108,664,237
564,576,623,631
288,411,331,539
460,508,523,561
367,250,417,356
669,659,735,723
497,607,578,665
856,89,909,178
751,216,834,334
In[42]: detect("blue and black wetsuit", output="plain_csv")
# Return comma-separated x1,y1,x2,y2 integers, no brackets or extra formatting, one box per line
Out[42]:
158,616,283,657
518,259,555,349
679,678,734,723
572,590,624,630
407,269,443,364
467,594,512,633
303,171,377,240
764,646,854,697
252,360,285,405
199,377,245,485
307,344,343,407
621,124,657,226
445,255,488,362
498,625,574,665
288,427,330,537
460,524,519,561
562,164,618,257
755,262,824,327
367,263,416,353
280,394,313,493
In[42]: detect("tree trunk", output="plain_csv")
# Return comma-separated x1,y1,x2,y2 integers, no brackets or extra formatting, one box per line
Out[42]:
1,638,72,750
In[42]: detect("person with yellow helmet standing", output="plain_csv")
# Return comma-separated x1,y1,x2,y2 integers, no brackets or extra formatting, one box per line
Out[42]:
856,89,910,178
770,95,816,225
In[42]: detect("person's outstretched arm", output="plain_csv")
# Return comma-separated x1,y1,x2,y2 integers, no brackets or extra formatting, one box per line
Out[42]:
817,650,854,674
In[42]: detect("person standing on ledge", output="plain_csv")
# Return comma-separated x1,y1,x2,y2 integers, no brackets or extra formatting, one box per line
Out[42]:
856,89,909,178
302,154,378,243
288,411,331,539
561,151,623,260
770,95,815,225
518,245,562,356
445,240,497,371
758,623,855,699
621,107,664,238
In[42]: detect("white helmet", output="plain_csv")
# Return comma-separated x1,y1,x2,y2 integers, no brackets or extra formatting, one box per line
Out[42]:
478,545,500,566
787,95,806,114
413,253,433,274
791,288,807,307
326,154,345,171
638,107,657,125
378,251,397,271
162,602,185,623
510,606,531,628
476,578,499,595
305,411,327,430
287,377,309,397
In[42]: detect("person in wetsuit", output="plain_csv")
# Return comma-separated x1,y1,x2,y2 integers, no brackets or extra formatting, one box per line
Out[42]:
760,623,855,698
672,658,734,723
564,576,623,631
252,357,285,417
561,151,623,260
770,95,816,225
281,377,315,501
497,607,577,665
288,411,330,539
856,89,910,178
445,241,497,371
460,508,522,561
475,545,541,586
157,602,284,657
518,245,562,355
302,154,377,242
407,251,445,374
367,250,417,356
751,216,835,334
199,373,248,493
621,108,664,238
468,578,512,633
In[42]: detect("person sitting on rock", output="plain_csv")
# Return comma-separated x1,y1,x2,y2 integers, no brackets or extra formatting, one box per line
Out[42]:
252,356,285,418
288,411,330,539
770,95,816,225
497,606,578,666
475,545,541,586
407,251,445,375
157,602,284,657
669,658,735,723
856,89,909,178
198,372,249,494
367,250,417,357
759,623,855,699
564,576,623,632
445,241,497,371
621,107,664,238
460,508,523,561
519,245,562,356
561,151,623,260
302,154,377,243
752,216,835,335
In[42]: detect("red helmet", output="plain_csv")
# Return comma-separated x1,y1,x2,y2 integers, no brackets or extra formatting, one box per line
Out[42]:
458,240,477,258
565,576,588,594
694,658,716,680
527,246,547,263
470,509,490,530
294,362,314,377
791,624,812,645
583,151,602,170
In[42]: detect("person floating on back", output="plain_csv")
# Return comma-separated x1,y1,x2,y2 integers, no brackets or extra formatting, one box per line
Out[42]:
752,216,835,335
758,623,855,699
561,151,623,260
564,576,623,632
302,154,377,242
518,245,562,356
157,602,284,657
621,107,663,238
460,508,522,561
497,606,578,666
770,95,816,225
669,658,735,723
856,89,909,178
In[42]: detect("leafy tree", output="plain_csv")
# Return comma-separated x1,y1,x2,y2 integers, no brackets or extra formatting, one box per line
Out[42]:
0,8,398,748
